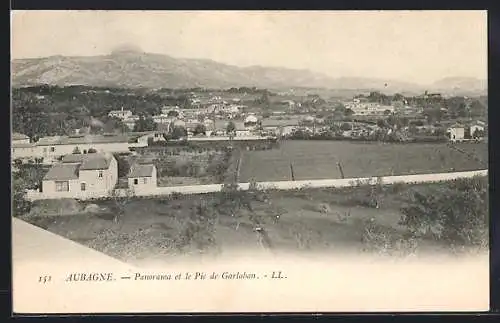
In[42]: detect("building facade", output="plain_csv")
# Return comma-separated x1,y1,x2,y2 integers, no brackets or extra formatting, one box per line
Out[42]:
108,108,133,120
36,135,131,162
41,153,118,199
127,162,158,194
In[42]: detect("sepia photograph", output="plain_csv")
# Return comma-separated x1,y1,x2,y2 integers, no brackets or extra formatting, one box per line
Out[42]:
11,10,489,313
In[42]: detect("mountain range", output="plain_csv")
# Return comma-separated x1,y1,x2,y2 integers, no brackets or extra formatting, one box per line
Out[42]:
11,49,487,96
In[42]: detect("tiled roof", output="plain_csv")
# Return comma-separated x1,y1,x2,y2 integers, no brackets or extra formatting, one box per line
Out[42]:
12,133,29,140
44,164,80,181
36,134,129,146
62,153,113,170
128,164,155,178
12,142,35,148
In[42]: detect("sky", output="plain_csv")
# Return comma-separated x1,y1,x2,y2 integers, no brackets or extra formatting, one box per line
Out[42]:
11,10,487,84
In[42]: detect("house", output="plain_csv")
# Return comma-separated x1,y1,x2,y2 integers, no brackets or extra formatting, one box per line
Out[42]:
41,152,118,199
446,124,465,141
12,133,30,145
280,125,296,137
130,131,167,147
11,143,39,161
127,162,158,193
36,134,131,161
108,107,133,120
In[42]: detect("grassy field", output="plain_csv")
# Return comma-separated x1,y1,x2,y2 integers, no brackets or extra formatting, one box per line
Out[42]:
21,178,488,265
239,141,488,182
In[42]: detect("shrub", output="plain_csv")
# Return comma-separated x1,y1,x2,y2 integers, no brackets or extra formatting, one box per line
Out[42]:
360,218,418,256
175,201,217,253
399,176,488,248
12,177,32,217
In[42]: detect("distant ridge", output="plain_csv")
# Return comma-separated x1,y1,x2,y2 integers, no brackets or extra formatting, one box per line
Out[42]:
11,51,487,96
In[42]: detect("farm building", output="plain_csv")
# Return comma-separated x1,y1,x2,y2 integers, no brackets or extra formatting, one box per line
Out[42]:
12,133,30,145
36,134,131,162
447,124,465,141
11,143,39,161
40,152,118,199
127,162,158,193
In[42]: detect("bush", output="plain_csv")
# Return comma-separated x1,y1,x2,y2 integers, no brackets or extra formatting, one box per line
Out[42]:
360,218,418,256
399,176,488,248
175,201,217,253
12,178,32,217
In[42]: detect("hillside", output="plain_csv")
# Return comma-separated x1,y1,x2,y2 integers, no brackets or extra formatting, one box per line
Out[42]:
11,50,487,95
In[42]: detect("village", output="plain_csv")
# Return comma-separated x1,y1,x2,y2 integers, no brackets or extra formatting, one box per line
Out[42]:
11,85,488,202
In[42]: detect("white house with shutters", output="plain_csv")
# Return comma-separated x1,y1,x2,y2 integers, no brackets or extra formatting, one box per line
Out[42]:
40,152,118,199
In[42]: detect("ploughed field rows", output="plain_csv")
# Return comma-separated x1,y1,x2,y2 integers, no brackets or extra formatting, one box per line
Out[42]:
239,141,488,182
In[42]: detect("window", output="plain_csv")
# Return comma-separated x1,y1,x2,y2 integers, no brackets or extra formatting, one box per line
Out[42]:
80,183,86,191
143,178,147,184
50,147,55,152
134,179,138,185
98,171,103,178
55,181,69,192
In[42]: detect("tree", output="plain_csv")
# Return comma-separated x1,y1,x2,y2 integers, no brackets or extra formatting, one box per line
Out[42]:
193,124,207,136
87,148,97,153
114,155,130,177
226,121,236,134
171,126,187,140
400,177,488,248
109,187,135,223
344,108,354,117
384,109,391,115
103,116,129,133
334,103,346,114
473,129,485,139
393,93,405,102
176,200,217,253
340,122,352,131
133,115,157,132
167,110,179,118
376,119,386,128
12,177,32,217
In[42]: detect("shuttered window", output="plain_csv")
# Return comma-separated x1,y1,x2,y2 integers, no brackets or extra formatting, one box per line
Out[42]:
55,181,69,192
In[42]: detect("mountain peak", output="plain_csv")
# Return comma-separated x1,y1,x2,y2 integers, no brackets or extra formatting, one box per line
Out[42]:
110,43,144,56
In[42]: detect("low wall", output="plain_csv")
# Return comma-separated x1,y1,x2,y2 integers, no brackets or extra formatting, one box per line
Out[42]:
188,136,271,141
24,169,488,201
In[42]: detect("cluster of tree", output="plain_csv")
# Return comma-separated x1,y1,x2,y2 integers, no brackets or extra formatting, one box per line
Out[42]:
400,176,488,247
133,115,157,132
226,87,273,95
11,85,197,138
356,91,487,120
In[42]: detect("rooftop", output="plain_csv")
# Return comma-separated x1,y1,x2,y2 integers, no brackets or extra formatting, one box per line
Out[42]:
12,142,35,148
128,164,155,178
43,163,80,181
36,134,129,146
12,133,29,140
62,152,114,170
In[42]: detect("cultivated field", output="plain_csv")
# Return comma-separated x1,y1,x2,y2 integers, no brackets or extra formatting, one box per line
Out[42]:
239,141,488,182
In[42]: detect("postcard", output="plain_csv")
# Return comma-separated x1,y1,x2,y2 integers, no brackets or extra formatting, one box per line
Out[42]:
11,10,489,314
